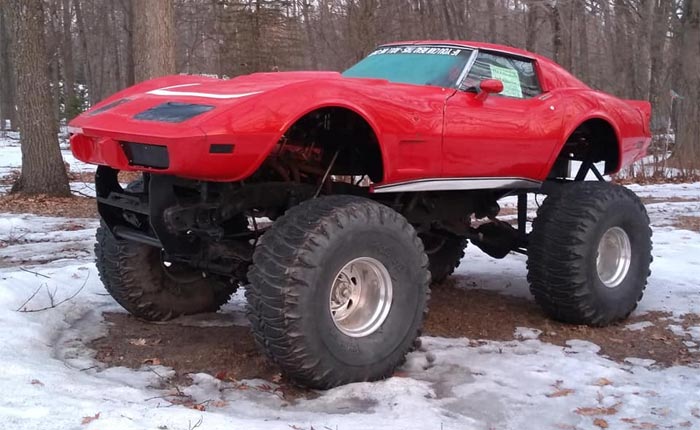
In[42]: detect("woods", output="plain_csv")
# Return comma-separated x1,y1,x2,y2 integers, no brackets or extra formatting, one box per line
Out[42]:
0,0,699,195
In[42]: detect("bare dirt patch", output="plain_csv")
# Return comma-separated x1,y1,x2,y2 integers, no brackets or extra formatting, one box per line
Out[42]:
92,312,313,400
67,170,95,183
0,193,97,218
89,280,699,396
426,279,698,367
640,196,698,205
673,216,700,232
613,171,700,186
0,170,19,186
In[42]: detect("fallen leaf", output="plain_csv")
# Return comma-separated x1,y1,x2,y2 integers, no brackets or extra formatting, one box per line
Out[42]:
143,357,161,365
593,418,608,428
547,388,575,398
594,378,612,386
30,379,44,386
215,370,228,380
81,412,100,425
621,418,637,424
128,338,147,346
575,403,620,416
211,400,228,408
192,403,206,411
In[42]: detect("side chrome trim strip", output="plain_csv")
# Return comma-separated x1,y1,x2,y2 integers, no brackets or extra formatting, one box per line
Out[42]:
371,177,542,193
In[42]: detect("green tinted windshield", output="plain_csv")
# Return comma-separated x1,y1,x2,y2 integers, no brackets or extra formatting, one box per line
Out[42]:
342,45,474,88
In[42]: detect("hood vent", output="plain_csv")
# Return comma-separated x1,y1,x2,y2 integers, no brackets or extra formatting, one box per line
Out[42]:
89,98,130,116
134,102,214,123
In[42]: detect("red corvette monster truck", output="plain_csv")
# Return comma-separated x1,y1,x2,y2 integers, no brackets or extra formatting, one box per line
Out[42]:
69,41,653,389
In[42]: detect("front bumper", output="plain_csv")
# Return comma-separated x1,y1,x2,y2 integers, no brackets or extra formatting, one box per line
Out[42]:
69,129,275,182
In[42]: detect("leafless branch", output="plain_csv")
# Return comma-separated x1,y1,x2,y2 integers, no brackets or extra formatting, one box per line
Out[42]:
19,266,51,278
16,272,90,313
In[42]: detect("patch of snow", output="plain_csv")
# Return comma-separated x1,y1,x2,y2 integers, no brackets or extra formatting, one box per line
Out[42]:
624,357,656,368
625,321,655,331
514,326,542,340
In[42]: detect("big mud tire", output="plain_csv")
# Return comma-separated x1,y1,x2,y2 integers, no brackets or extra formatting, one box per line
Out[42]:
527,181,652,326
246,195,430,389
95,226,237,321
420,232,467,285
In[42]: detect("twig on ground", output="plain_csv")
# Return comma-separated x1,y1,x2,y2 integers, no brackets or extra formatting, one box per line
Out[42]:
148,367,186,397
71,189,95,199
188,416,203,430
19,266,51,278
14,285,42,312
16,272,90,313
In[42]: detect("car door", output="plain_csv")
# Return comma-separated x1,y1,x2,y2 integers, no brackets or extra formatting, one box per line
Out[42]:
442,51,563,181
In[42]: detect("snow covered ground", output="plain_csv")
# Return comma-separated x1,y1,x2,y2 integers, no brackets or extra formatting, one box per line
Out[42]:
1,137,699,429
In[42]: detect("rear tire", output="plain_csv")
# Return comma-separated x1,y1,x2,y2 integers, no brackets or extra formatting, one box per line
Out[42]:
527,182,652,326
246,195,430,389
419,231,467,285
95,226,237,321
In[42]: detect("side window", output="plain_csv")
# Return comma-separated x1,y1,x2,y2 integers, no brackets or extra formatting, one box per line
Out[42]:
463,52,541,99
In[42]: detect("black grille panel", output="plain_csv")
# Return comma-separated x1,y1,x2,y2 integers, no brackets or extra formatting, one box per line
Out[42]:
120,142,170,169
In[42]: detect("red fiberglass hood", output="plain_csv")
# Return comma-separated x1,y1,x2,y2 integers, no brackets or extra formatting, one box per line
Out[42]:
69,71,345,140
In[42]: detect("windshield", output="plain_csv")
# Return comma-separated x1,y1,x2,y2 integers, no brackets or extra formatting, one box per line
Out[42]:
342,45,474,88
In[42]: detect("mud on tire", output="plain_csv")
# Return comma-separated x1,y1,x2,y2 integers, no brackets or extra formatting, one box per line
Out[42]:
527,181,652,326
246,195,430,389
95,226,237,321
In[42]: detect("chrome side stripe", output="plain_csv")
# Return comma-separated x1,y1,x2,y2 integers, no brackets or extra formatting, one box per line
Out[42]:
372,177,541,193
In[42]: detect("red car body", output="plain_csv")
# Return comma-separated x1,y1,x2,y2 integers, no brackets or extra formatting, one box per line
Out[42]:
69,40,651,190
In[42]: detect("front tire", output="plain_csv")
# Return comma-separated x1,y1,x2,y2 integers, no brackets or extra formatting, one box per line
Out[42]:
527,182,652,326
95,226,237,321
246,195,430,389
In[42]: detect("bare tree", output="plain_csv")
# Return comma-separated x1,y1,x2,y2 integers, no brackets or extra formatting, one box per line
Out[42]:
674,0,700,165
62,0,77,119
132,0,177,82
7,0,70,196
0,4,16,130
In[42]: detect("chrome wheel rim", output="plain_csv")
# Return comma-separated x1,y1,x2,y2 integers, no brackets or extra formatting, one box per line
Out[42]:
596,226,632,288
329,257,393,338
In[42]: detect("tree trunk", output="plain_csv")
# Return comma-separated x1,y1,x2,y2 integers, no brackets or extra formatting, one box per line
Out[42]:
131,0,176,82
7,0,70,196
301,0,318,69
525,0,539,52
62,0,76,119
674,0,700,165
486,0,497,39
73,0,94,104
0,4,17,130
550,3,564,64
